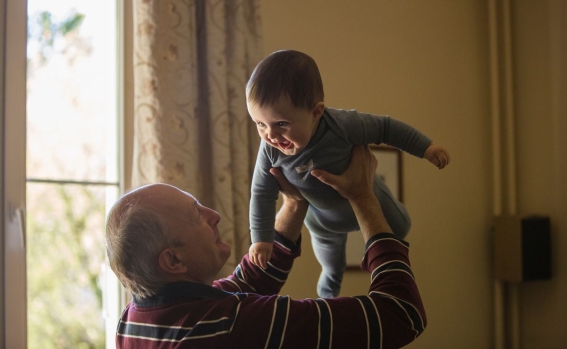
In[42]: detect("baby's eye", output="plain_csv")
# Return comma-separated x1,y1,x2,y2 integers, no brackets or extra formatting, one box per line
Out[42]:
257,122,266,127
277,122,289,127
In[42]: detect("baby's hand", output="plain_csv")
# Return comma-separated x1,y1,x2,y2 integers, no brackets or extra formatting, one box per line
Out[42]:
249,242,273,269
424,143,451,169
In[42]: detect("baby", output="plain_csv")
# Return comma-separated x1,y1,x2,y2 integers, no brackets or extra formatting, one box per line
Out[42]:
246,49,449,297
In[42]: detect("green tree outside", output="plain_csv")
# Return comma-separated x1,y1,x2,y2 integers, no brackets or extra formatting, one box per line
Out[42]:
27,8,107,349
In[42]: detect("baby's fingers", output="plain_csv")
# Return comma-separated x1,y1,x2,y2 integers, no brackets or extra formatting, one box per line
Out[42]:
429,156,441,168
437,154,446,169
249,252,258,267
437,151,450,169
258,252,268,269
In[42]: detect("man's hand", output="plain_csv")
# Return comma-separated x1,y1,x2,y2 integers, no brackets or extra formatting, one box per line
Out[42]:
310,145,377,201
310,145,393,242
249,242,273,269
270,168,305,202
270,168,307,244
424,143,450,169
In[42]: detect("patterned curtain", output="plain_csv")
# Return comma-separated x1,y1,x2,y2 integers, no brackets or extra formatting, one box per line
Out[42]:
132,0,262,276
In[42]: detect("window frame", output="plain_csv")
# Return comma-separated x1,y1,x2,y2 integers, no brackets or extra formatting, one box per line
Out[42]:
2,0,28,346
1,0,134,347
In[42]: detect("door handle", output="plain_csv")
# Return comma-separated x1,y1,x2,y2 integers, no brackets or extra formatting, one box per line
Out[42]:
9,203,26,249
16,207,26,249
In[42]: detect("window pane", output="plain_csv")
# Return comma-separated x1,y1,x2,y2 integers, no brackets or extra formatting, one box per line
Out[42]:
26,1,121,348
26,1,118,182
26,183,117,349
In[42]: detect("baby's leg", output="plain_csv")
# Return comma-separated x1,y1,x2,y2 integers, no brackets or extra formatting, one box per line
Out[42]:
306,210,348,298
373,175,411,239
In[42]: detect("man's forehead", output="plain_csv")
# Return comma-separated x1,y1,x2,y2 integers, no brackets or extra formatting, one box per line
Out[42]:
128,183,195,209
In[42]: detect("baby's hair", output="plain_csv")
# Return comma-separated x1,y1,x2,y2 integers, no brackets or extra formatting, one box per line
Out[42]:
246,49,324,110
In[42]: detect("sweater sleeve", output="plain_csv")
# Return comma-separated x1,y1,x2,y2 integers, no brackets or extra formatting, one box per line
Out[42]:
225,232,427,349
249,141,280,243
212,232,301,295
382,116,433,158
328,108,433,158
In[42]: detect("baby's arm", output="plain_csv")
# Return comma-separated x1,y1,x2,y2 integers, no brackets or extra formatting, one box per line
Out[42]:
249,142,281,269
424,143,450,169
249,165,307,269
249,242,273,269
340,110,451,168
330,108,451,170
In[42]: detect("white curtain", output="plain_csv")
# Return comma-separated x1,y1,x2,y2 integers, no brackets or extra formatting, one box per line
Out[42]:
132,0,262,275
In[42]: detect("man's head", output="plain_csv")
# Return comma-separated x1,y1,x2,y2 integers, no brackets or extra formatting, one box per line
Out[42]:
106,184,231,298
246,50,325,155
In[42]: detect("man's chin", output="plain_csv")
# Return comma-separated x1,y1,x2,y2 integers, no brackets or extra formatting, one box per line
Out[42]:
219,241,231,260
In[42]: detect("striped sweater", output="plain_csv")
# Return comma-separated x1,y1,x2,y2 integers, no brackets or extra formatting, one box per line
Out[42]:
116,232,426,349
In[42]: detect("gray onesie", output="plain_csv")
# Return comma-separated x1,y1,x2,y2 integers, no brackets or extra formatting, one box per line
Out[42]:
250,107,432,297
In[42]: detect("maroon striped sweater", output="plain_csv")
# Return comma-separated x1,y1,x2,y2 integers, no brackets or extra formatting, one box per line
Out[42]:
116,232,426,349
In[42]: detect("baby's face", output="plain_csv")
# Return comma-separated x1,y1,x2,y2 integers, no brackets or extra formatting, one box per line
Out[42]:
247,95,323,156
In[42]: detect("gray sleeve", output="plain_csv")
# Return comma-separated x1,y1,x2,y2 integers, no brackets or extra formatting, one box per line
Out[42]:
249,141,280,243
331,109,433,158
380,116,433,158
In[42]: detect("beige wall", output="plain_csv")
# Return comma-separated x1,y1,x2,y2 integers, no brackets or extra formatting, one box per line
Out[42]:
513,1,567,348
262,0,567,348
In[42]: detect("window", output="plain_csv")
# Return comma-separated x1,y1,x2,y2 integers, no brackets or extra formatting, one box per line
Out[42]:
25,1,124,348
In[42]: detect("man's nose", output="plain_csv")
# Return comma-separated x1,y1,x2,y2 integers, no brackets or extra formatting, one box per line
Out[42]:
204,206,221,225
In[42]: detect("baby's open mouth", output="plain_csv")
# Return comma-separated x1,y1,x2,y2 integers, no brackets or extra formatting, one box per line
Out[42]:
278,141,292,150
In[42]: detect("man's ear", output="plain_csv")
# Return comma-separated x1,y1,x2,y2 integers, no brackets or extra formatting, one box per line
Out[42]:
311,102,325,121
158,248,187,274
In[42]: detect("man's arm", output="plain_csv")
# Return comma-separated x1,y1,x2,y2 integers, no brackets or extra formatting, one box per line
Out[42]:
271,167,308,244
214,167,307,294
303,145,425,346
211,145,426,348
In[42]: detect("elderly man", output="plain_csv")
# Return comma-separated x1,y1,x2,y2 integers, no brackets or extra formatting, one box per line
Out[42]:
106,145,426,349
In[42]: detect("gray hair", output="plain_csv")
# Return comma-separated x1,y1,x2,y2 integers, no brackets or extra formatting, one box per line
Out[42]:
106,199,172,298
